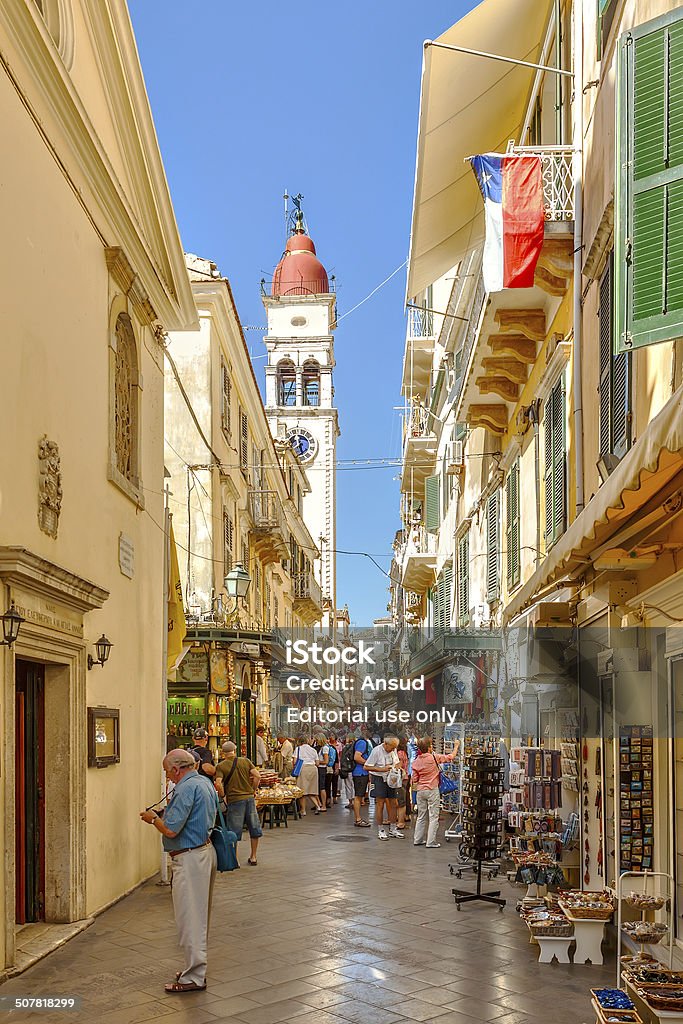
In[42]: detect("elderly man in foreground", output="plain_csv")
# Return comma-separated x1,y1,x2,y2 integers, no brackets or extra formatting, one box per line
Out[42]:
140,748,218,994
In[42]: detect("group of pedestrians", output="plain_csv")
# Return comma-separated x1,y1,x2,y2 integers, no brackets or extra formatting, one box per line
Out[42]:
289,729,459,847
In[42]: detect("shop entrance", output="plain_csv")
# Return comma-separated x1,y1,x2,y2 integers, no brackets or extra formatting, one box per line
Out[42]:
15,660,46,924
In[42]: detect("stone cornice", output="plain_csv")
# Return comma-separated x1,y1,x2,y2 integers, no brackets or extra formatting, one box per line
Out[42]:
0,547,109,613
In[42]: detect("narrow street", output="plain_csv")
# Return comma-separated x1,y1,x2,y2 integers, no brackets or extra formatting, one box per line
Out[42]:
3,805,611,1024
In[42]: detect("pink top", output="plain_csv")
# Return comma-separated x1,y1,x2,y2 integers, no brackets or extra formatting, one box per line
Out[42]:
411,751,455,791
398,750,409,773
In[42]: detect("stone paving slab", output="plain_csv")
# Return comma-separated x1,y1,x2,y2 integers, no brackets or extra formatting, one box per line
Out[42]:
0,803,612,1022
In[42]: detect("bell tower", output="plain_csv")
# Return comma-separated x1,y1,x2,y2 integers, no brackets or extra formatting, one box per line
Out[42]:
262,200,339,627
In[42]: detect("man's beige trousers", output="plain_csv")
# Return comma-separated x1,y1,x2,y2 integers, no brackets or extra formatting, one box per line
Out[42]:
171,843,217,986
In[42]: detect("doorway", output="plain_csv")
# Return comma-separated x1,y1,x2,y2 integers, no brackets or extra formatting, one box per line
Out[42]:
15,660,46,924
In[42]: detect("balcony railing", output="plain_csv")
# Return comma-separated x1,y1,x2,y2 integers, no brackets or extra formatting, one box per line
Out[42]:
408,306,435,339
261,279,336,296
404,403,433,442
248,490,282,531
508,144,575,221
293,571,322,608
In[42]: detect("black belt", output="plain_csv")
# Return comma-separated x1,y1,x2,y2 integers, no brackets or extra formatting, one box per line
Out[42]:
169,839,211,859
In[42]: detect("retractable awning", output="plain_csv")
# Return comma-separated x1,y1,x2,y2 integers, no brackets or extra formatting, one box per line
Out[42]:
407,0,554,299
504,386,683,624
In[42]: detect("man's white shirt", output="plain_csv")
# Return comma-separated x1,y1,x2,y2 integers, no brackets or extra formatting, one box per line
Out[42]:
363,745,399,779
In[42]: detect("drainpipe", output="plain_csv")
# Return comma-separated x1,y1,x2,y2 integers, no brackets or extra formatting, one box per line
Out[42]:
572,0,585,516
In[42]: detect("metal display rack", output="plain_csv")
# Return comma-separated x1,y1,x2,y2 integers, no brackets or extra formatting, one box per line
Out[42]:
616,870,674,986
452,752,506,911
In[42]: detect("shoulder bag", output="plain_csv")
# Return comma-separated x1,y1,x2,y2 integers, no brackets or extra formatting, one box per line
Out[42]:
291,747,304,778
433,754,458,795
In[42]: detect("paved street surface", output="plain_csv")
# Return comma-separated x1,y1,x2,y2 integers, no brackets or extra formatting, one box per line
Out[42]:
1,805,612,1023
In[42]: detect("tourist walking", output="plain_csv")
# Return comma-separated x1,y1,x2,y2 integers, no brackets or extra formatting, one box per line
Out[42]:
190,727,216,779
313,735,330,810
364,734,404,841
339,734,357,809
396,736,410,829
277,733,294,777
329,731,342,803
293,738,323,815
411,736,459,849
139,749,218,993
352,733,372,826
255,726,268,768
215,741,262,866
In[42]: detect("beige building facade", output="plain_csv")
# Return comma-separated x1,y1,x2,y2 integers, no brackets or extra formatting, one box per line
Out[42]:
0,0,195,974
396,0,683,925
165,255,323,753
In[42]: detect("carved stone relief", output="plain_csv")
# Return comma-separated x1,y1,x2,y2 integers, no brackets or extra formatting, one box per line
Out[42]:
38,435,62,538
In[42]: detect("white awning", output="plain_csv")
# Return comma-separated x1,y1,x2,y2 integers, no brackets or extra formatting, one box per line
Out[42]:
407,0,554,299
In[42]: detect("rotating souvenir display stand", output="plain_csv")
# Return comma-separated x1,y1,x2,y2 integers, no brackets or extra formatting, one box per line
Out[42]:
452,753,506,910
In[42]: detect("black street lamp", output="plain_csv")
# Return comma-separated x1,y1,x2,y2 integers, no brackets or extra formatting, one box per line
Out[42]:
88,634,113,670
0,601,25,648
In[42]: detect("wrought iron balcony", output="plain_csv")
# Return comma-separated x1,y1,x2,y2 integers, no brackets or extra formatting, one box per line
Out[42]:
408,306,435,339
508,144,575,221
248,490,281,531
292,571,323,625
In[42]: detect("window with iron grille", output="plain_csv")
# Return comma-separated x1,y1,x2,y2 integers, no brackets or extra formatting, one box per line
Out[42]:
544,377,566,547
223,508,233,576
486,490,500,603
220,358,232,439
506,459,521,591
457,531,470,627
599,252,631,462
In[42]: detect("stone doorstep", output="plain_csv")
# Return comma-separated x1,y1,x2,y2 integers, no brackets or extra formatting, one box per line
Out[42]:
1,919,95,982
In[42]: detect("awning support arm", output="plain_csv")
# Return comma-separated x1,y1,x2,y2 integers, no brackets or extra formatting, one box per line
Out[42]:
424,40,574,78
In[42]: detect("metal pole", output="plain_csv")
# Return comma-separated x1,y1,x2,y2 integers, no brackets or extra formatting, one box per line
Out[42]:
159,489,172,885
572,0,585,515
424,40,574,78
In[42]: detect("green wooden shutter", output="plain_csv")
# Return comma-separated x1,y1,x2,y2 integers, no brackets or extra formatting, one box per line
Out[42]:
425,475,440,532
617,12,683,351
600,253,632,459
599,259,613,459
457,532,470,626
506,460,520,590
443,562,453,630
486,491,500,602
544,379,566,545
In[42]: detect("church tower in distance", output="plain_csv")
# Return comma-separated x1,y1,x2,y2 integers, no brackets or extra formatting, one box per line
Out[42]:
262,203,339,628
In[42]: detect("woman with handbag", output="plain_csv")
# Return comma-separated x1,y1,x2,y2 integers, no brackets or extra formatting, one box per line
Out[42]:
411,736,460,849
293,738,323,815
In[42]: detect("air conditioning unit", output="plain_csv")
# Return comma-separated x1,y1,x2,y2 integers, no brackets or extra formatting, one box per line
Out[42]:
446,439,464,475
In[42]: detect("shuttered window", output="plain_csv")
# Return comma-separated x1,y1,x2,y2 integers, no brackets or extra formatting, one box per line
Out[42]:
617,10,683,351
442,562,453,631
457,531,470,627
223,508,233,576
506,459,521,591
486,491,500,603
544,377,566,546
239,409,248,471
221,359,232,438
599,252,632,462
425,474,440,532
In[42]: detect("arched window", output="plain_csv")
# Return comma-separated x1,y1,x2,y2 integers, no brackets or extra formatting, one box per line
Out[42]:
302,360,320,407
32,0,74,68
114,313,139,485
277,359,297,406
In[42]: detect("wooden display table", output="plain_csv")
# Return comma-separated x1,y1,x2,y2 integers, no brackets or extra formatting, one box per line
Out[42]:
536,934,574,963
561,908,607,965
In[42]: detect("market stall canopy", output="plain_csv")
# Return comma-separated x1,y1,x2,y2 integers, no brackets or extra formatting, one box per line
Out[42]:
504,385,683,625
406,0,554,300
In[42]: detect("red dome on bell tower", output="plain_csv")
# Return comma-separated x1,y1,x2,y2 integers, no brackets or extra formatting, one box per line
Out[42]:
272,211,329,297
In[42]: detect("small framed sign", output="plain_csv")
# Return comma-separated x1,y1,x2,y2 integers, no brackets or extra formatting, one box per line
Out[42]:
88,707,120,768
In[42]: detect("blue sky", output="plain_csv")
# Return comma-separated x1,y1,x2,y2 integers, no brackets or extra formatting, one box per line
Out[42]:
129,0,477,624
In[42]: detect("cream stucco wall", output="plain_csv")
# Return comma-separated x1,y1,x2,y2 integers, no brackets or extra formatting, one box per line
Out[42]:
0,0,196,972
